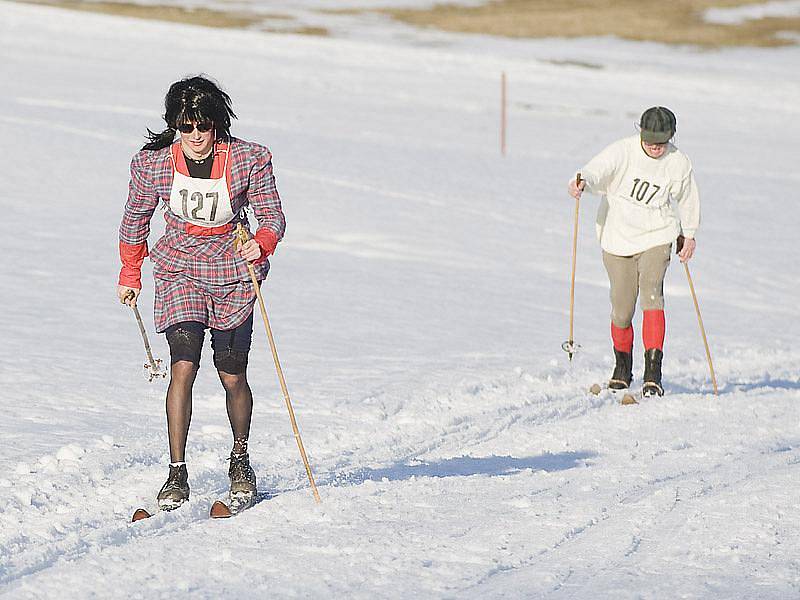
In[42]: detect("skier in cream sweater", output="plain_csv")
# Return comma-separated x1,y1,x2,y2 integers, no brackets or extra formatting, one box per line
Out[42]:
568,106,700,397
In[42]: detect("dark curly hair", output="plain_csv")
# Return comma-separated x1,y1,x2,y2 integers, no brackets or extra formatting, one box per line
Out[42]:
143,75,237,151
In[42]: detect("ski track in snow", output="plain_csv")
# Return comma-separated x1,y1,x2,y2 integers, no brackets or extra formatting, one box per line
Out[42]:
1,0,799,597
2,359,798,596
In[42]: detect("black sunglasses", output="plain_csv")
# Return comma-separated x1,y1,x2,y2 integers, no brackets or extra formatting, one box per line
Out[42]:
177,122,214,134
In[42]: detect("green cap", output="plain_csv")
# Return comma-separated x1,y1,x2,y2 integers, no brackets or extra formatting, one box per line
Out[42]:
640,106,676,144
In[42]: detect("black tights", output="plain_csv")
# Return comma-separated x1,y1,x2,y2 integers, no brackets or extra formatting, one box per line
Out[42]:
219,370,252,455
166,361,252,462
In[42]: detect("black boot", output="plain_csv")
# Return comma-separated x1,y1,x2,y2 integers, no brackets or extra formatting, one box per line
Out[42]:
229,452,257,498
643,348,664,397
608,349,633,390
157,463,190,510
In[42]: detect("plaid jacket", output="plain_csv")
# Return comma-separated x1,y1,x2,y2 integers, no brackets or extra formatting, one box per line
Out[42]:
119,137,286,331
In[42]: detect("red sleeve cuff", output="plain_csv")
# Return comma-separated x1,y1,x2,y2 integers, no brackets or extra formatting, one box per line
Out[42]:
253,228,279,263
119,267,142,289
118,241,148,288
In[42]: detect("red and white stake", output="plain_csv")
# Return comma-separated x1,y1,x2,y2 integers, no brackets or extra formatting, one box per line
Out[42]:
500,71,507,156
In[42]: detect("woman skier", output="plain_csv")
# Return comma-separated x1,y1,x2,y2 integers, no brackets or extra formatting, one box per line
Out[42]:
117,75,285,509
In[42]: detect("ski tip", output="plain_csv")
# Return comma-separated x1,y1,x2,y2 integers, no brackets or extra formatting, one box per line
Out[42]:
210,500,233,519
131,508,152,522
589,383,603,395
620,394,639,406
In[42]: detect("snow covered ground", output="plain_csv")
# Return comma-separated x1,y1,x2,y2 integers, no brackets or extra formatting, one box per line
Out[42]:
1,0,799,597
705,0,800,24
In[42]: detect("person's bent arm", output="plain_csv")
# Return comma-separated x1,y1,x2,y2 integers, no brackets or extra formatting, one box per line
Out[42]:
674,168,700,263
575,140,624,198
118,153,159,294
246,145,285,262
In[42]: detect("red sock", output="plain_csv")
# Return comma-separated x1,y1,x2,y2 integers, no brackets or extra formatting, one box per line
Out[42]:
642,310,665,350
611,323,633,353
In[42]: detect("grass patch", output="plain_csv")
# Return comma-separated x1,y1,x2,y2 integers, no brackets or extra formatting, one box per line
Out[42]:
280,25,329,36
384,0,800,47
20,0,261,29
16,0,329,35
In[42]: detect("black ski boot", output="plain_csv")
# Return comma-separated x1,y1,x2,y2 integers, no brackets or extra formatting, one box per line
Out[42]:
608,349,633,390
643,348,664,397
228,452,257,499
157,463,189,510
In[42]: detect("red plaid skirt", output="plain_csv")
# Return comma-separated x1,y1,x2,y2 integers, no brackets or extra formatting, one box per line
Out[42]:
153,275,257,333
151,227,267,332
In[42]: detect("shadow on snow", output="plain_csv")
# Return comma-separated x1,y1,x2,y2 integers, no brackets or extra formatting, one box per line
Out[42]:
666,377,800,396
346,451,596,485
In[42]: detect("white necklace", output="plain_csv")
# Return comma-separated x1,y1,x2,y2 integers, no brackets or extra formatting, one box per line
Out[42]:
187,152,212,164
181,143,213,163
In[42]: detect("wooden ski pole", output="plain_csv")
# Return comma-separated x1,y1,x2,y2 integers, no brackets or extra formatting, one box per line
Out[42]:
683,261,719,397
125,291,166,381
562,173,582,360
236,224,321,503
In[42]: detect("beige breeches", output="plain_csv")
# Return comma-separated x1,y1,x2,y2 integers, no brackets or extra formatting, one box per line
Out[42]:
602,244,671,328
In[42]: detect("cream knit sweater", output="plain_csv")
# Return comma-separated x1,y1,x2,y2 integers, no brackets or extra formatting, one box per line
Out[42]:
578,135,700,256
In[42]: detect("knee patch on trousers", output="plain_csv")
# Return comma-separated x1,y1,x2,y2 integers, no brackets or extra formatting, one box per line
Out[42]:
166,327,204,366
213,349,249,375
